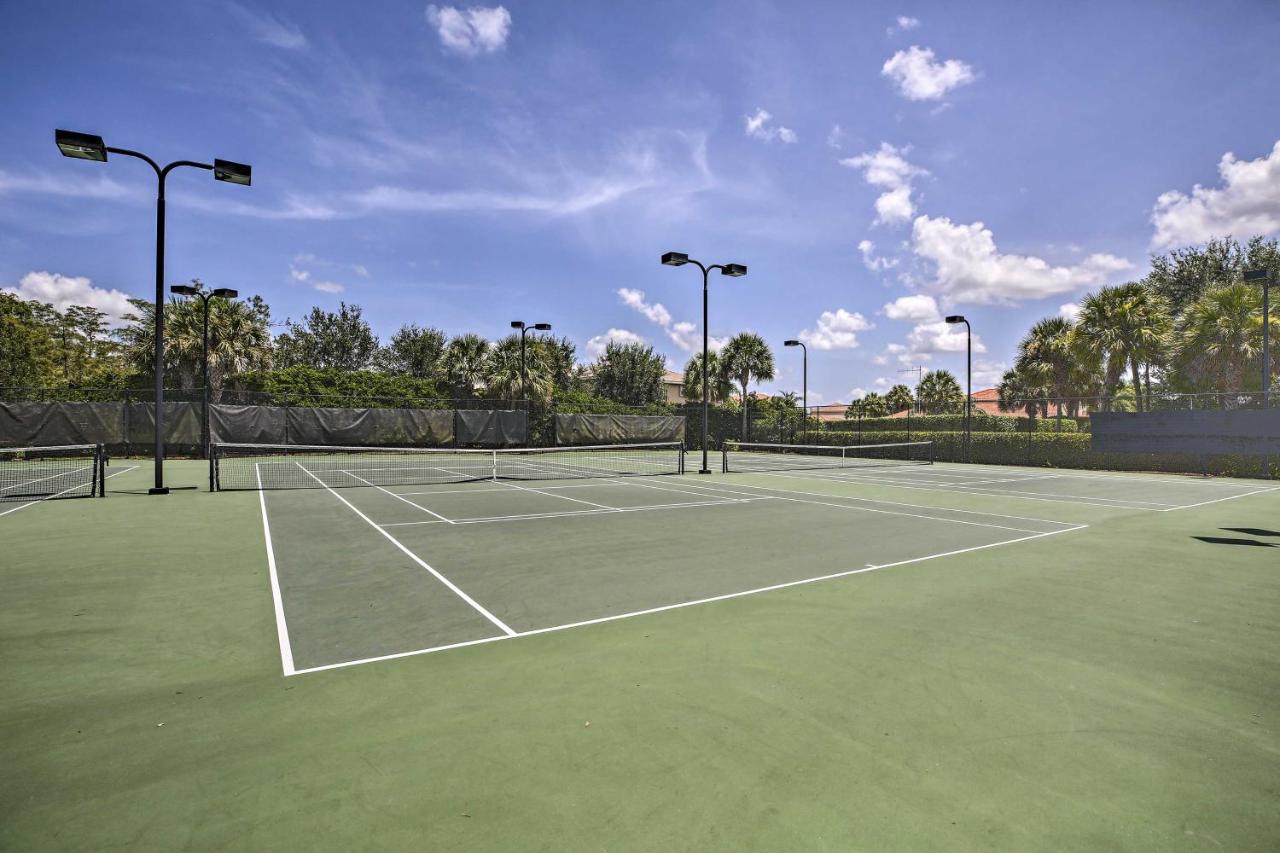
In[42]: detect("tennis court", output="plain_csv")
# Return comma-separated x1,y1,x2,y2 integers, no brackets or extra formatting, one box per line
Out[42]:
206,440,1276,674
4,443,1280,850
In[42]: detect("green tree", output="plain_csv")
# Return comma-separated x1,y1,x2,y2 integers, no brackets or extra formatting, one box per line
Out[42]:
0,293,57,387
442,333,489,398
847,392,889,418
681,351,732,404
885,383,913,413
534,336,577,391
592,341,665,406
720,333,776,440
376,324,446,379
917,369,963,414
997,365,1049,420
1144,236,1280,317
484,333,555,403
274,302,378,371
1171,283,1279,394
1076,283,1170,411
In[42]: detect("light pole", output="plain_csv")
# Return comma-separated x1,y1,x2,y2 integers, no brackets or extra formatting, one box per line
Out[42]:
56,129,251,495
945,315,972,462
510,320,552,404
784,339,807,440
1244,269,1274,407
661,252,747,474
171,284,238,461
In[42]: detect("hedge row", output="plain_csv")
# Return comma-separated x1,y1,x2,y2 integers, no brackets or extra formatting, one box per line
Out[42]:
823,413,1085,433
785,430,1277,478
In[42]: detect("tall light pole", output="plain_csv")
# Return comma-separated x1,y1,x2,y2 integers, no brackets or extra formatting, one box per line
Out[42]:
784,339,806,439
1244,269,1274,407
661,252,747,474
945,315,972,462
510,320,552,403
56,129,251,495
171,283,238,461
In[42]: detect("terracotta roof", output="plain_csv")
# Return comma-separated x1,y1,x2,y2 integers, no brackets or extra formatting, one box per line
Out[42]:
662,371,684,384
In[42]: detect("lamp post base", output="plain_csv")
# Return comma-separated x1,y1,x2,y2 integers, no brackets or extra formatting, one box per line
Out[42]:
148,487,170,495
698,469,713,475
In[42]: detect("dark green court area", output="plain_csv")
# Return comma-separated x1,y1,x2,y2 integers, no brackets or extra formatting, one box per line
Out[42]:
3,458,1279,850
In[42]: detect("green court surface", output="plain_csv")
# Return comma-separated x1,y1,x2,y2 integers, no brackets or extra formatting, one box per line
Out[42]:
3,456,1279,850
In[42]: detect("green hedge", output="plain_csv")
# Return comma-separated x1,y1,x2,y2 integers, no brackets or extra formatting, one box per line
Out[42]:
824,413,1081,433
226,366,445,407
785,430,1276,477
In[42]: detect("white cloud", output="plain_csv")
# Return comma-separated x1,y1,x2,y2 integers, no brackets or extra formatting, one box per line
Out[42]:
617,288,721,353
882,294,940,322
911,214,1133,304
2,271,134,326
894,15,921,31
228,2,307,49
0,169,133,201
841,143,927,225
313,281,345,294
1150,140,1280,248
1058,302,1082,321
881,46,975,101
290,257,349,293
858,239,899,272
826,124,846,150
618,287,671,326
972,359,1006,390
744,108,798,144
874,376,890,388
585,328,644,359
798,309,874,350
352,264,370,278
849,387,869,399
426,4,512,56
904,319,986,356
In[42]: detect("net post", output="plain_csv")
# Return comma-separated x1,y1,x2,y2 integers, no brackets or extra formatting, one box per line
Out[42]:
721,442,728,473
209,443,215,492
679,441,686,474
96,444,106,497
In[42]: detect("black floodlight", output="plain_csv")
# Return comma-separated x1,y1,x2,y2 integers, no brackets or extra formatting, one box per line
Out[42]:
661,251,690,266
212,288,238,298
784,339,800,347
213,158,252,186
170,284,199,296
945,315,966,324
55,129,108,162
721,263,747,277
1243,269,1271,282
511,320,524,329
533,322,552,331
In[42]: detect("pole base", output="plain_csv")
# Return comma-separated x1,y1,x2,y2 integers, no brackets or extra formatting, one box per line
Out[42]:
698,469,714,475
148,487,170,495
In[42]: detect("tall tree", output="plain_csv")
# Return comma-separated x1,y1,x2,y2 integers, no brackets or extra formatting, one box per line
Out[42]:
720,333,776,440
917,369,963,414
0,293,57,387
592,341,665,406
1171,283,1278,394
376,324,447,379
484,333,555,403
1075,283,1170,411
274,302,378,371
442,333,489,398
847,392,889,418
997,365,1050,421
885,383,913,414
681,351,733,404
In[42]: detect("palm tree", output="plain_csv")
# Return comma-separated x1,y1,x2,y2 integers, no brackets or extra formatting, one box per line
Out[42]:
483,334,554,403
917,369,963,414
442,333,489,398
997,364,1050,422
1016,317,1076,429
885,384,913,414
1171,283,1274,396
1076,282,1170,412
681,351,733,404
719,333,775,440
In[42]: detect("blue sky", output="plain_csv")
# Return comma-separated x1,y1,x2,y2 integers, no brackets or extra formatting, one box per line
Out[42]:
3,0,1280,404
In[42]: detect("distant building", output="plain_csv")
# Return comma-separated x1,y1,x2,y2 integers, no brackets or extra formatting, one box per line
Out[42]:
662,371,685,404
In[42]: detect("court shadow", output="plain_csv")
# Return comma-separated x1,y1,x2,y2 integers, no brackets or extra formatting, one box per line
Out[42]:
1220,527,1280,537
1192,536,1277,548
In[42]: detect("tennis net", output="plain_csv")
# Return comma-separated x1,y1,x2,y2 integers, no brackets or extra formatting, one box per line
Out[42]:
0,444,105,502
211,442,686,491
722,440,933,473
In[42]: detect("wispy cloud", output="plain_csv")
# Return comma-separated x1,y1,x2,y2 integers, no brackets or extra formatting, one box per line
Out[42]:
0,169,135,201
425,4,512,56
227,2,308,50
744,109,798,144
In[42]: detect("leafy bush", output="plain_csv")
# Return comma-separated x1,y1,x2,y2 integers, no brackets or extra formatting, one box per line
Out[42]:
227,366,444,407
824,413,1079,433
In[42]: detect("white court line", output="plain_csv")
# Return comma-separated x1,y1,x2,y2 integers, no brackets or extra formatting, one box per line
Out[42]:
379,497,765,527
493,477,620,510
288,523,1088,676
296,465,515,637
0,464,138,518
622,472,1076,531
0,463,96,496
1155,486,1280,512
925,460,1267,489
793,470,1179,507
336,468,456,525
256,465,297,676
744,468,1172,512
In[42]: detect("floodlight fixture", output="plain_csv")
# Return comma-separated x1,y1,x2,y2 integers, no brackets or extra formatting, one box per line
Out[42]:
661,251,690,266
721,263,747,277
784,339,800,347
212,288,238,298
1244,269,1271,282
55,129,108,161
170,284,199,296
945,315,966,324
213,159,252,186
533,322,552,331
